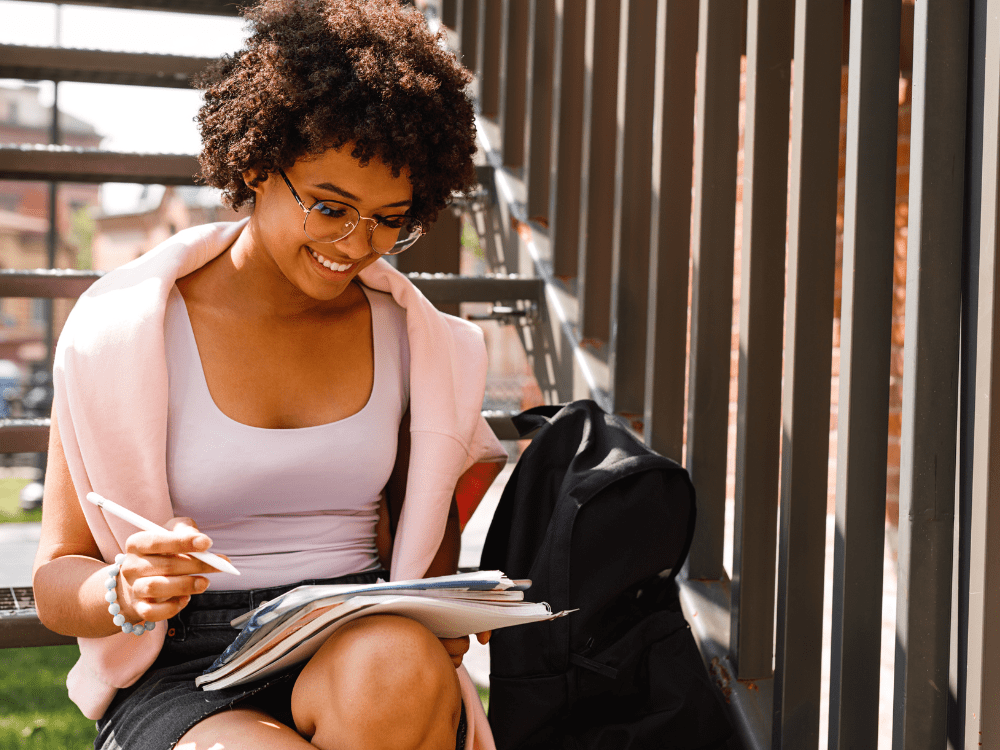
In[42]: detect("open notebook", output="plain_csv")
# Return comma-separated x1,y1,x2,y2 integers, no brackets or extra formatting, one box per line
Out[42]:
196,570,571,690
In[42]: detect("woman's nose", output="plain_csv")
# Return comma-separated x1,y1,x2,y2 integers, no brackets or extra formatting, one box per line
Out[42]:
337,220,375,260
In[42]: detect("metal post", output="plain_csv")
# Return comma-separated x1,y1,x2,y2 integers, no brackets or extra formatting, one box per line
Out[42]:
607,0,657,416
771,0,842,745
963,0,1000,742
683,0,742,582
457,0,480,71
478,0,502,117
44,5,63,373
548,0,585,278
576,0,621,343
523,0,553,222
643,0,698,463
441,0,457,29
498,0,529,168
890,2,968,748
729,0,793,681
956,1,996,746
827,1,902,747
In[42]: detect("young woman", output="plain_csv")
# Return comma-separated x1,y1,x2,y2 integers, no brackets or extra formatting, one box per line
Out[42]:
31,2,506,748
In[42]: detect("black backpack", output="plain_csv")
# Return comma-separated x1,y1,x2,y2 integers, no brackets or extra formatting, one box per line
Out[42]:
480,401,733,750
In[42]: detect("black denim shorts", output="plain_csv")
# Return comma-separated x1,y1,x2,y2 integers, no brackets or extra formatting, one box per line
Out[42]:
94,570,468,750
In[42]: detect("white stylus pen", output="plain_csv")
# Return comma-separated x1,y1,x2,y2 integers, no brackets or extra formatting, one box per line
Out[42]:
86,492,240,576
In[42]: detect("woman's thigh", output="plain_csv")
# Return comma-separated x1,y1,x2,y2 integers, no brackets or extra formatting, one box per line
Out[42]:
175,707,312,750
291,614,463,750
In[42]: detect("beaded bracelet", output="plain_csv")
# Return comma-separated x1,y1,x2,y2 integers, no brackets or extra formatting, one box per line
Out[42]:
105,553,156,636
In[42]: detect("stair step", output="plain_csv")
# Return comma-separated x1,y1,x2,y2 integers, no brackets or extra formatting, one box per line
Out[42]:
0,44,214,89
11,0,247,16
0,412,522,454
0,145,201,185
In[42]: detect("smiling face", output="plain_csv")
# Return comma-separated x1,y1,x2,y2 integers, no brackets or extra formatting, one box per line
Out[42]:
241,145,414,305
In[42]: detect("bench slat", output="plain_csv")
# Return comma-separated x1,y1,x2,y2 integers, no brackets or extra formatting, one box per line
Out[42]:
0,587,75,648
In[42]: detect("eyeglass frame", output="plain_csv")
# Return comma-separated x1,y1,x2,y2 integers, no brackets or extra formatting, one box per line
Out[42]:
276,167,423,255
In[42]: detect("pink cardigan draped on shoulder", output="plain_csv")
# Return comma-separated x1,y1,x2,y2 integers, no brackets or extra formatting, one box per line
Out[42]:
52,219,506,749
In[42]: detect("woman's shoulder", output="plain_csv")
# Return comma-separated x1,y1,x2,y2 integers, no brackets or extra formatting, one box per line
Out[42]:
362,285,406,324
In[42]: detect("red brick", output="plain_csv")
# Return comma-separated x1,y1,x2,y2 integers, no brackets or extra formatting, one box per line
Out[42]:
893,285,907,318
898,76,911,106
889,382,904,405
890,347,905,379
897,138,911,169
888,409,903,437
896,169,910,199
886,438,901,468
886,496,900,527
894,253,907,287
898,105,911,137
891,319,906,348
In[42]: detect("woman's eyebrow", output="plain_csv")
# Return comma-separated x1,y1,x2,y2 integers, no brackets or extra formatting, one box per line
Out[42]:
313,181,412,209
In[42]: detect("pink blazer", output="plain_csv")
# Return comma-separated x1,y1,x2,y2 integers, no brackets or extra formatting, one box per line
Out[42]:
52,219,506,749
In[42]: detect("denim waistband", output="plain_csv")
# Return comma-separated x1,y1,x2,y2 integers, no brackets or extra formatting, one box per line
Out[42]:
184,569,389,612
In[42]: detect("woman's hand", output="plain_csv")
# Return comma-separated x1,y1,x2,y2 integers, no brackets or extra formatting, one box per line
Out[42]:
115,517,219,625
439,631,491,669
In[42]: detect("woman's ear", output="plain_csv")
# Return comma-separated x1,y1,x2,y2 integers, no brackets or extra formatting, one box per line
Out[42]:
242,169,266,193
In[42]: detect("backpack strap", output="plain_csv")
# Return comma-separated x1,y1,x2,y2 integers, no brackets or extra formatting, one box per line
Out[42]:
510,404,564,435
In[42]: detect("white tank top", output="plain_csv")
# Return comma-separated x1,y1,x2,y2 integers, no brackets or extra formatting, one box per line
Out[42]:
164,284,410,589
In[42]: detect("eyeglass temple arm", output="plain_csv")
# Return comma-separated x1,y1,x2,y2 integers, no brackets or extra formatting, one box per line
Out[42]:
277,169,310,214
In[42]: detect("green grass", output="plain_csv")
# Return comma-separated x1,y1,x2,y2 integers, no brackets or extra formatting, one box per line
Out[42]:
0,645,489,749
0,646,96,750
0,477,38,523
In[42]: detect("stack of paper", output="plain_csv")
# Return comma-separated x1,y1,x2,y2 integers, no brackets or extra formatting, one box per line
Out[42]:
196,571,567,690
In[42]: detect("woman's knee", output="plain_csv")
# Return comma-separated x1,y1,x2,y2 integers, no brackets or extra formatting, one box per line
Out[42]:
291,615,462,749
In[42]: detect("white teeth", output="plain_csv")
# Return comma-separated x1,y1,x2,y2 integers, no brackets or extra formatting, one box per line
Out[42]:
310,249,352,272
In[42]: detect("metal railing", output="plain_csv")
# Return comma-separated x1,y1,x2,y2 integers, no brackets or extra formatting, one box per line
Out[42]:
441,0,1000,747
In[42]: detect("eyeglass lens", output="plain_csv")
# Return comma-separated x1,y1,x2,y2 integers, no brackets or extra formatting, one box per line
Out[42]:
305,201,421,254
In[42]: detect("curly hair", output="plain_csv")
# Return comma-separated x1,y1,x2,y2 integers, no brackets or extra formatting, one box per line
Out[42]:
195,0,477,227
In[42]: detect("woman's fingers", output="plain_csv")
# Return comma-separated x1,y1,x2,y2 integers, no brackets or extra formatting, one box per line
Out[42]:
126,525,212,557
439,635,470,668
476,630,491,645
129,594,192,623
129,573,209,601
115,518,217,623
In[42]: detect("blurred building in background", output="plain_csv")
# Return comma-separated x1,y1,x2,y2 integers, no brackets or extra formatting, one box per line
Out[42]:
0,83,100,377
92,184,246,270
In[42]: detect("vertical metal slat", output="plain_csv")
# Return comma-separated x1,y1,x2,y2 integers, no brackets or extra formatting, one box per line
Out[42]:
643,0,698,462
890,2,968,748
441,0,458,29
683,0,742,582
963,0,1000,741
524,0,554,222
548,0,586,278
772,0,842,745
607,0,658,416
498,0,529,169
457,0,480,72
729,0,793,681
827,1,902,747
500,0,528,168
576,0,621,343
478,0,502,118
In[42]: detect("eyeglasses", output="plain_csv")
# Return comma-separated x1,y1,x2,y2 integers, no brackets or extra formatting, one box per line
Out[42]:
278,168,423,255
